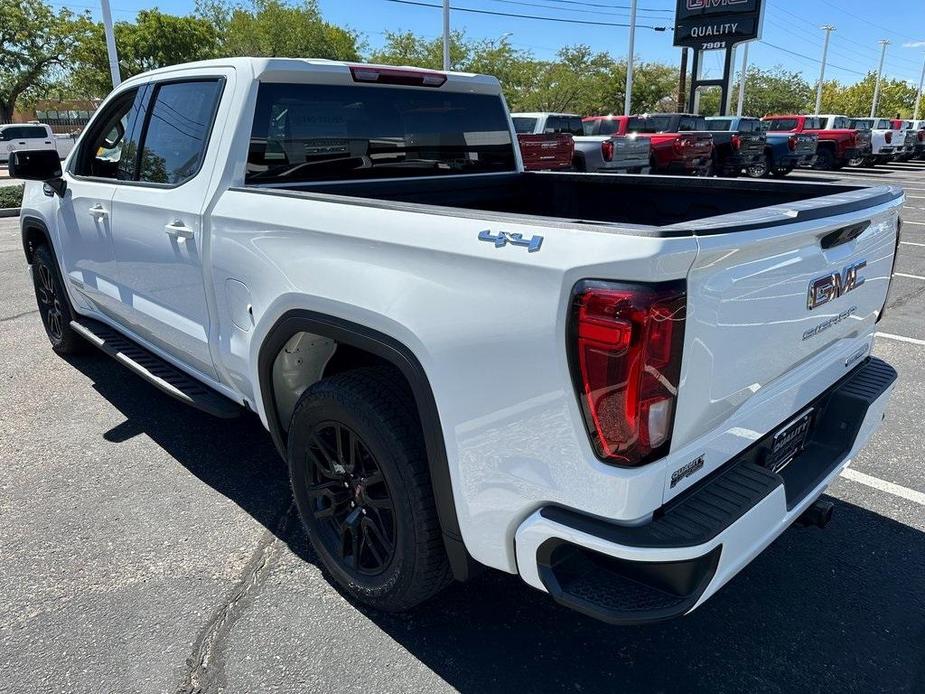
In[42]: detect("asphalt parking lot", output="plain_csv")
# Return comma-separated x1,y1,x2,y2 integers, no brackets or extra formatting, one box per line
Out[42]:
1,163,924,694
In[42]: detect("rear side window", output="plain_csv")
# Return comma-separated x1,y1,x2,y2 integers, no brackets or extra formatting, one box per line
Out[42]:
247,83,517,183
764,118,798,131
831,117,851,129
138,80,222,185
804,117,823,129
512,117,537,134
704,119,731,131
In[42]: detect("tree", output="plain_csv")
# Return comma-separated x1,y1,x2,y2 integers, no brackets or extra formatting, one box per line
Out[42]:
699,65,813,117
819,72,916,118
70,9,220,97
214,0,360,61
0,0,92,120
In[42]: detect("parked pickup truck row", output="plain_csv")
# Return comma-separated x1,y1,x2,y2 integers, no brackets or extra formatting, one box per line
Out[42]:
10,58,902,626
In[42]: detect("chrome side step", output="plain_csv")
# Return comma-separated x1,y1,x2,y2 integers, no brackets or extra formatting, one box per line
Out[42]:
71,317,241,419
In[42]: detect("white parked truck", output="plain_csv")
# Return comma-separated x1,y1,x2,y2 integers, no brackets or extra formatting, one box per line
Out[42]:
0,123,76,162
11,58,901,624
847,118,901,166
512,112,651,174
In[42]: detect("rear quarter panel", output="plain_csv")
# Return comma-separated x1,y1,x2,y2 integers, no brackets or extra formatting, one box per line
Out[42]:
209,185,698,572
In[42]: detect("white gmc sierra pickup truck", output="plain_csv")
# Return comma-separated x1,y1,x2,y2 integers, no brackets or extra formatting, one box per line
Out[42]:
11,58,902,624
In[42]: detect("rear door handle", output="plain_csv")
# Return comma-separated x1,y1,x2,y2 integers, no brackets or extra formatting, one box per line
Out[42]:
164,221,194,240
89,204,108,218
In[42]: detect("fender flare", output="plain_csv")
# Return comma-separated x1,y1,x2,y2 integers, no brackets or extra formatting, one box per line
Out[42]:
256,308,473,580
20,214,52,264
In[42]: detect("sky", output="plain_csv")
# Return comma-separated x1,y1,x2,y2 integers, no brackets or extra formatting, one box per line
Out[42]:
53,0,925,86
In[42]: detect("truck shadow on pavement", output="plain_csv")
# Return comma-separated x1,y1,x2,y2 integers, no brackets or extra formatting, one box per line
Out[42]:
67,353,925,694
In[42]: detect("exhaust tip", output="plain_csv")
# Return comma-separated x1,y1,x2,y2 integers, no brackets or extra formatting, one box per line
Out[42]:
796,499,834,529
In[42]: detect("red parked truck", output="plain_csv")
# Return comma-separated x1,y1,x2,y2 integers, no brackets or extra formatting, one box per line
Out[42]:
762,115,871,171
582,114,713,175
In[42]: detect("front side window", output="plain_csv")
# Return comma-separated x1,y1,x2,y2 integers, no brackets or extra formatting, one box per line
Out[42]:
247,83,517,183
73,88,140,180
138,80,222,185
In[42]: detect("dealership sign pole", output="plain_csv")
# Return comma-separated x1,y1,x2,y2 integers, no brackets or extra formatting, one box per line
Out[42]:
674,0,764,116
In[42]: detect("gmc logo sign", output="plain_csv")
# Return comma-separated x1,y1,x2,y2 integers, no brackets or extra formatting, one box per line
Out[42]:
686,0,748,9
807,260,867,310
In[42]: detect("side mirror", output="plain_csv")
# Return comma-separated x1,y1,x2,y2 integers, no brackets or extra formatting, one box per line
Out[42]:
8,149,66,196
9,149,62,180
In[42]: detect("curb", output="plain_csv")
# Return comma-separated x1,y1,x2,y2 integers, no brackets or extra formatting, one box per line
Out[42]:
0,208,21,218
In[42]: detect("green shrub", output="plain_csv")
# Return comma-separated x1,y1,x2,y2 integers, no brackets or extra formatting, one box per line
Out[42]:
0,184,24,209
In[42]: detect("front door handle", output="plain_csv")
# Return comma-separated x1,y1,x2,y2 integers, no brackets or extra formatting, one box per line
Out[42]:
89,204,108,219
164,221,194,240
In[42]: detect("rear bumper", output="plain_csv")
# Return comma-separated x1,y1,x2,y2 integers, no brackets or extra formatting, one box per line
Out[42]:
660,156,710,173
514,357,896,625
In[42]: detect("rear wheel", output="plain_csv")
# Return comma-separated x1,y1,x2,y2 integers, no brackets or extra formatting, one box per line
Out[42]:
288,367,451,611
746,153,771,178
813,148,835,171
846,153,866,168
31,244,85,355
769,165,794,178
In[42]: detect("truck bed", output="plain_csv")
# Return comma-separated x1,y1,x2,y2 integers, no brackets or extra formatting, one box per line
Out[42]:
249,172,897,233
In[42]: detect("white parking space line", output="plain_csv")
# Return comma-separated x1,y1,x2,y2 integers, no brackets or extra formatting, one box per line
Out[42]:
907,195,925,200
903,220,925,226
876,331,925,346
900,241,925,247
841,468,925,506
894,272,925,281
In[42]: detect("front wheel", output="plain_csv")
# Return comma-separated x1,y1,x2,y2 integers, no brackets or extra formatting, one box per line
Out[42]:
288,367,451,612
31,244,86,355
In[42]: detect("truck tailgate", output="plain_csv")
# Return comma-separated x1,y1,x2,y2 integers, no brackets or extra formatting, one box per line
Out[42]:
614,134,649,160
672,197,901,451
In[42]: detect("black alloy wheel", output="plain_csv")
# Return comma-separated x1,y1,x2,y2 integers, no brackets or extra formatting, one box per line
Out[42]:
304,421,396,575
31,244,85,355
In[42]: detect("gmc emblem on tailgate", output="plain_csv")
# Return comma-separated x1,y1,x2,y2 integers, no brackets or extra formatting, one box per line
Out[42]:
807,260,866,310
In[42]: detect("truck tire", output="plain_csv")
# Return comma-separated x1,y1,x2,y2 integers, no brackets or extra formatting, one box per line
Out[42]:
31,244,86,355
746,153,771,178
287,366,452,611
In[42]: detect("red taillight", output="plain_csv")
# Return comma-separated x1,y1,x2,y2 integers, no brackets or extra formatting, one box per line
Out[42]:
349,65,447,87
731,134,741,151
601,139,614,162
569,281,686,466
787,135,798,151
885,131,893,144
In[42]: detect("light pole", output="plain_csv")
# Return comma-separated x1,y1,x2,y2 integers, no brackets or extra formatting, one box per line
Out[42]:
100,0,121,88
815,25,835,114
736,42,749,116
914,53,925,120
871,39,890,118
442,0,450,71
624,0,638,116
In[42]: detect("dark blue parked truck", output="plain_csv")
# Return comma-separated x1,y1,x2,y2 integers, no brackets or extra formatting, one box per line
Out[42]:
746,121,818,178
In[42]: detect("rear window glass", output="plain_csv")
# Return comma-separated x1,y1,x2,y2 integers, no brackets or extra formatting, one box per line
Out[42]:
512,117,537,134
247,84,516,183
704,119,732,131
678,115,705,131
627,116,671,133
582,119,619,136
764,118,798,131
737,119,761,132
850,119,873,130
